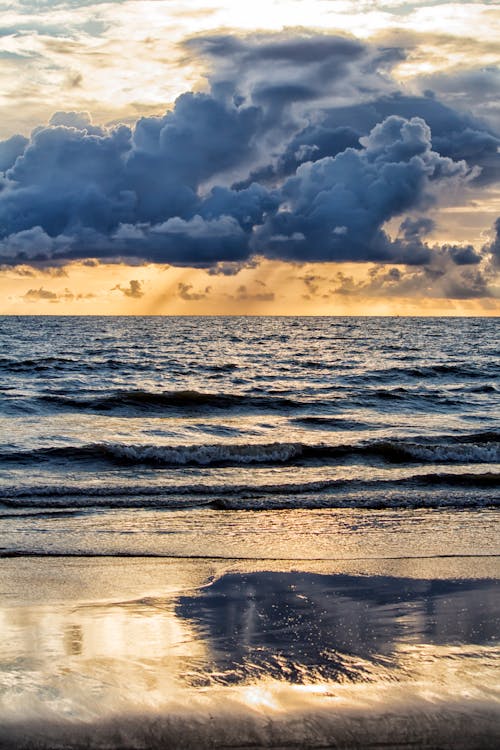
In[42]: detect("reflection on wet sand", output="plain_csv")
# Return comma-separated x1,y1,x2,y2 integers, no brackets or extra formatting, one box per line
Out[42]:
178,572,499,683
0,559,498,748
178,572,499,681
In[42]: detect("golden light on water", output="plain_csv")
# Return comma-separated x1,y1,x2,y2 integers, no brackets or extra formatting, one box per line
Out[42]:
0,576,497,734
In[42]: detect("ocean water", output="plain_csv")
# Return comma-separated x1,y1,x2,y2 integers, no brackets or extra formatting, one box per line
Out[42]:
0,316,498,527
0,316,499,748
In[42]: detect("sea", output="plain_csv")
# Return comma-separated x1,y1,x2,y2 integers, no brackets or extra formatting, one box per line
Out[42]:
0,315,498,749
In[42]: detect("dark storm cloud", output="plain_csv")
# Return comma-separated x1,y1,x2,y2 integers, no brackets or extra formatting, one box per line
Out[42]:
399,216,435,239
276,93,500,185
187,30,402,128
416,66,500,130
1,123,133,237
255,116,470,264
199,183,279,230
184,31,368,81
0,134,29,172
128,92,261,196
389,217,483,269
0,30,498,277
444,244,482,266
485,217,500,266
234,125,362,189
112,215,250,265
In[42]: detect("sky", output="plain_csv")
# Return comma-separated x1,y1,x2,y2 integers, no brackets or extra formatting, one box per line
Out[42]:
0,0,499,314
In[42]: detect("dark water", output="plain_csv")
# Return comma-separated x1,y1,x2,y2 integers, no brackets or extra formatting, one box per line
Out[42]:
0,316,498,526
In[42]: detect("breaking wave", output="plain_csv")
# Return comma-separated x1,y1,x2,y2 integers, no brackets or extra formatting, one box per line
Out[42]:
1,432,498,468
0,691,498,750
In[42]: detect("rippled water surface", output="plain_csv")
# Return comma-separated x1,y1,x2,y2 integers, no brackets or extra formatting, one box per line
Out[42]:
0,316,498,530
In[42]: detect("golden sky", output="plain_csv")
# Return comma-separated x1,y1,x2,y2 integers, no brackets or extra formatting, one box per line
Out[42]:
3,258,499,316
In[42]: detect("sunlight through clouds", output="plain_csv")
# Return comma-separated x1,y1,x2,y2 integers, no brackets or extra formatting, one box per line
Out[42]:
0,1,498,135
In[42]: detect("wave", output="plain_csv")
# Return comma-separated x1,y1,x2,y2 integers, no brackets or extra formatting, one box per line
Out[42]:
0,356,80,372
292,416,374,430
465,384,499,394
364,387,462,405
363,363,498,381
2,381,495,418
1,472,498,510
0,441,306,467
0,356,144,374
1,432,498,468
35,389,303,413
207,363,239,372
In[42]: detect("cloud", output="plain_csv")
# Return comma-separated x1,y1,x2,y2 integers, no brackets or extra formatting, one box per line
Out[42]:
0,134,28,171
128,91,262,198
177,282,208,301
484,217,500,266
113,279,144,298
328,258,494,301
444,244,482,266
22,286,75,303
416,66,500,130
234,125,362,189
114,215,252,265
0,226,74,261
49,110,101,133
0,29,497,292
276,92,499,186
255,115,472,263
299,273,326,297
23,286,58,302
232,283,275,302
187,30,401,115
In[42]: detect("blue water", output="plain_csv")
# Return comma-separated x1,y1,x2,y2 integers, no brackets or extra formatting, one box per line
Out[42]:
0,316,498,554
0,317,500,508
0,317,500,555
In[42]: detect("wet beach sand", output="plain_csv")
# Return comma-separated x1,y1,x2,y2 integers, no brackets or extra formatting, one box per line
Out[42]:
0,509,499,749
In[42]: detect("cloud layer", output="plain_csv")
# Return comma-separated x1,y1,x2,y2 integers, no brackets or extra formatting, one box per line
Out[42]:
0,29,498,297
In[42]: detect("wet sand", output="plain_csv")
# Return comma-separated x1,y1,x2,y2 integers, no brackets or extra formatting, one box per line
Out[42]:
0,555,498,749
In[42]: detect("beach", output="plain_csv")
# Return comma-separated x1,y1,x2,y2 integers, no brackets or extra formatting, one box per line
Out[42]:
1,543,499,749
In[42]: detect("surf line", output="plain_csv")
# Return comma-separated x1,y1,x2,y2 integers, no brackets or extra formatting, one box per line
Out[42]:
0,550,499,561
